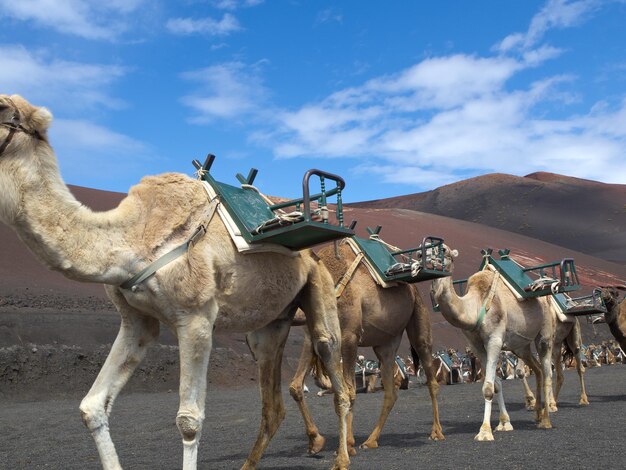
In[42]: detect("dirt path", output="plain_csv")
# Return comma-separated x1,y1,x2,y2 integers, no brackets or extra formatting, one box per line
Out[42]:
1,365,625,469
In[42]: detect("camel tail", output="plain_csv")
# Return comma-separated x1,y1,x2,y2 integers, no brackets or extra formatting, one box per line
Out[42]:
410,346,421,372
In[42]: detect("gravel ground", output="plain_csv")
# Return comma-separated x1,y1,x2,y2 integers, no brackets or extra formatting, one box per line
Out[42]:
1,365,625,469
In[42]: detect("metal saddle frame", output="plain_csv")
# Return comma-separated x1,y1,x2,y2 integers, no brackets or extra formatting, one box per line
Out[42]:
193,154,354,250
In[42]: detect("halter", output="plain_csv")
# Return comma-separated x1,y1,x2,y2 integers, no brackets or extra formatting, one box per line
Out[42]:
0,98,42,157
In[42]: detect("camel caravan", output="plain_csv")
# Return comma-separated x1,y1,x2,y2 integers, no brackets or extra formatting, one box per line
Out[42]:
1,94,625,469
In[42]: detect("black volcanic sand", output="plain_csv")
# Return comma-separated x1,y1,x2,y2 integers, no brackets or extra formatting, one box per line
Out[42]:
1,365,625,469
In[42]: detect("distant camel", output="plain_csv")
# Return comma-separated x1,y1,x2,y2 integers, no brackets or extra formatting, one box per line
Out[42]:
518,314,588,411
431,247,555,441
601,287,626,352
289,241,444,457
0,95,350,470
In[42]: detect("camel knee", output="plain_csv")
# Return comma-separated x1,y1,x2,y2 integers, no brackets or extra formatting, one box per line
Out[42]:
289,382,304,402
79,395,111,432
176,412,203,443
482,381,495,401
313,336,339,363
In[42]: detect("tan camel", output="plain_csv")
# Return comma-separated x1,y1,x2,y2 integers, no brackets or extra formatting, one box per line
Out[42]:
289,241,444,456
601,287,626,352
0,95,351,470
430,247,555,441
517,314,588,411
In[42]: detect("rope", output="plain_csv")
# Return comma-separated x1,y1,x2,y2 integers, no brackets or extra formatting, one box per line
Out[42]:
529,276,561,294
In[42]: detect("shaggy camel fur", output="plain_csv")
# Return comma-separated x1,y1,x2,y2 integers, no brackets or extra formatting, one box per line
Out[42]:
431,248,555,441
602,287,626,352
0,95,351,470
289,241,444,456
518,315,588,411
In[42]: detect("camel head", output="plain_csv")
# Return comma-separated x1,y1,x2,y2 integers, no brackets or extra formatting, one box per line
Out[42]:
0,95,52,153
439,243,459,272
600,286,623,310
0,95,54,224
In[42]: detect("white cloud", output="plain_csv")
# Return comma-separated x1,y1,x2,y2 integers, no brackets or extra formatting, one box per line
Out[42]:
0,0,145,40
180,61,269,121
166,13,241,36
0,45,126,111
212,0,264,10
261,48,626,185
496,0,599,52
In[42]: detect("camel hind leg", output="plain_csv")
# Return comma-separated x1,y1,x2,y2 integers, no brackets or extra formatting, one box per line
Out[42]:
242,317,292,469
567,320,589,406
79,289,160,470
405,290,444,440
360,336,403,449
288,327,326,455
299,268,351,470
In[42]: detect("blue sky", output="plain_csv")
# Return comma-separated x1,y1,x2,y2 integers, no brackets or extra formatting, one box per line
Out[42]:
1,0,625,202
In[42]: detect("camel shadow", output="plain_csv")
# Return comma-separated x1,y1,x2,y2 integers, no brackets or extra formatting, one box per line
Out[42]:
587,394,626,403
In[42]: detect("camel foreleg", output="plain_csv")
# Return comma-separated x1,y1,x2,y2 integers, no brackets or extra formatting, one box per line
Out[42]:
288,328,326,454
474,339,502,441
176,311,217,470
80,292,160,470
242,317,292,469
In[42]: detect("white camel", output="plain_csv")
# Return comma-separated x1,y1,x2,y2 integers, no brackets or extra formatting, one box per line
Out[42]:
0,95,350,470
430,247,555,440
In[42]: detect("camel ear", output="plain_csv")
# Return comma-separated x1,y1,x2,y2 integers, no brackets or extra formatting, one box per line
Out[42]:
31,107,53,131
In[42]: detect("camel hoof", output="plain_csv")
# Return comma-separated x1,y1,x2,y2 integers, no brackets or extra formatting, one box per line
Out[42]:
548,403,558,413
429,429,446,441
525,399,536,410
474,430,494,441
579,397,589,406
347,446,357,457
360,440,379,449
538,421,552,430
307,434,326,455
495,422,514,432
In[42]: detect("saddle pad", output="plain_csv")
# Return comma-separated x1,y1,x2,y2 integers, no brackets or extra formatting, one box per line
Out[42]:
344,238,398,289
201,181,298,257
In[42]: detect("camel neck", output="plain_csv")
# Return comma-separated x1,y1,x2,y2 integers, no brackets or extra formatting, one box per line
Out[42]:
9,149,134,285
432,276,481,331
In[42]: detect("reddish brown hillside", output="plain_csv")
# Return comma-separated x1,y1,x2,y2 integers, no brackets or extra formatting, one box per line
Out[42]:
1,184,623,352
350,172,626,264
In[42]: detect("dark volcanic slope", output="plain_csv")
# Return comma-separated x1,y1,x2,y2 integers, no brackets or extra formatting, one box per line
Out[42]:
351,172,626,264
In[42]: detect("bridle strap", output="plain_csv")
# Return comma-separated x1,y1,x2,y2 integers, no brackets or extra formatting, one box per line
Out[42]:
0,124,18,156
0,99,42,157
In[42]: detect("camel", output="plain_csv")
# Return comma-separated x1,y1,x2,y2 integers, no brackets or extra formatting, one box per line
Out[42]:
289,240,444,456
430,247,555,441
0,95,351,470
601,287,626,352
517,314,588,411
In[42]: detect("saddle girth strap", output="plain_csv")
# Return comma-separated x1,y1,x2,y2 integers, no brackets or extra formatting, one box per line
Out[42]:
471,271,501,332
120,201,218,291
335,252,365,298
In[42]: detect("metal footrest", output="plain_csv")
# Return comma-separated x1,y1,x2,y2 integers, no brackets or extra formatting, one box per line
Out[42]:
553,288,607,316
